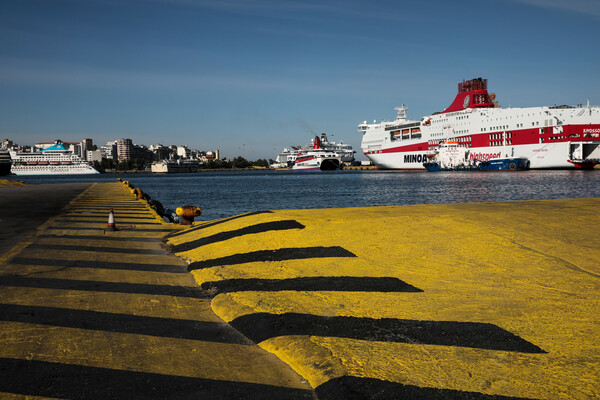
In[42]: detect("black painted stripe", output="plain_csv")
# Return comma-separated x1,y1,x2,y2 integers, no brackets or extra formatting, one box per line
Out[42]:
45,226,176,232
67,208,151,212
53,220,161,225
26,243,168,255
167,211,274,239
37,234,159,242
188,246,356,271
70,205,148,208
9,257,186,273
64,215,157,220
316,376,536,400
229,313,546,353
0,358,314,400
0,276,208,298
201,277,423,294
172,220,305,252
0,303,248,343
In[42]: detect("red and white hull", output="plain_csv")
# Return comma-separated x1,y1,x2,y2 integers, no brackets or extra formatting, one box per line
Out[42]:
359,79,600,170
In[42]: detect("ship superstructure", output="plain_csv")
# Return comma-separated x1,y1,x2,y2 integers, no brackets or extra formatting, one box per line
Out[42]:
314,133,355,162
9,140,99,175
359,78,600,169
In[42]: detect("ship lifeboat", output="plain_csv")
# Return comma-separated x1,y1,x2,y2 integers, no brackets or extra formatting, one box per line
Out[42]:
50,161,60,164
27,161,38,165
38,161,49,165
61,161,72,165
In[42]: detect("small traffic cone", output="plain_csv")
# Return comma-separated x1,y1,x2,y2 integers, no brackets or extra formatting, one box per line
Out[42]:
107,209,117,231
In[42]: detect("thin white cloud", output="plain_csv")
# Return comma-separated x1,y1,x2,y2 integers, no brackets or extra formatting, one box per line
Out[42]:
93,0,409,23
504,0,600,18
0,57,372,95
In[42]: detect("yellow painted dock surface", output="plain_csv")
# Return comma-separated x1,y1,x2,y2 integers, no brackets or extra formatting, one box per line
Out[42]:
1,179,599,399
0,182,312,399
168,197,600,399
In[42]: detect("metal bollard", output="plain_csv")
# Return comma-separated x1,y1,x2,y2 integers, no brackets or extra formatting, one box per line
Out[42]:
131,187,144,200
176,206,201,225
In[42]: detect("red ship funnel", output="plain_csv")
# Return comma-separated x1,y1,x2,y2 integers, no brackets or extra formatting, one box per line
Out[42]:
313,136,321,149
443,78,495,113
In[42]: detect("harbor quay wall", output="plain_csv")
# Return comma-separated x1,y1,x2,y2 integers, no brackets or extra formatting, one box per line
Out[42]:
0,179,598,399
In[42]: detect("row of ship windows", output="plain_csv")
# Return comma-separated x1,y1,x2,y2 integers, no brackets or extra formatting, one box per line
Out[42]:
490,132,512,139
490,140,513,146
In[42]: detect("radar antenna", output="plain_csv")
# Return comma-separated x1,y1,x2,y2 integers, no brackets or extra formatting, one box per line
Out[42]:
394,104,408,121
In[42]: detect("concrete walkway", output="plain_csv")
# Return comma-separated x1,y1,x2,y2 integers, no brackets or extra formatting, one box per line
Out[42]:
0,182,313,399
0,182,92,258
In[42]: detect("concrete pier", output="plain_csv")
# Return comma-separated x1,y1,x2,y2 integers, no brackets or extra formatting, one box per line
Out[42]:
168,197,600,399
1,180,599,399
0,182,312,399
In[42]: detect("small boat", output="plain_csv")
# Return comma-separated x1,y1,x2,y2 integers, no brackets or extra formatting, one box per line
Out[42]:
423,140,528,171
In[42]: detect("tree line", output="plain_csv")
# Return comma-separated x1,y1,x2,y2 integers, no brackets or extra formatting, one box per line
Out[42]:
93,156,274,172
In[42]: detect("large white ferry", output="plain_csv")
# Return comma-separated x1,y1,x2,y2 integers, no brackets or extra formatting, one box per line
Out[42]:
9,140,99,175
359,78,600,169
273,133,355,169
292,135,342,171
316,133,355,162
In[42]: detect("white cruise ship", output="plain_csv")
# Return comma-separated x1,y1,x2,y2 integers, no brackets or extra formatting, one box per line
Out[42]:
359,78,600,169
9,140,99,175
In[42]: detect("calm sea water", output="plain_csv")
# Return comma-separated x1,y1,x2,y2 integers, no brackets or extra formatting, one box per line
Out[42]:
9,170,600,221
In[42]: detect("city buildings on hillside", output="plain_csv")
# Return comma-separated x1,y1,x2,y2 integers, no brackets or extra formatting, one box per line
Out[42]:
3,137,221,169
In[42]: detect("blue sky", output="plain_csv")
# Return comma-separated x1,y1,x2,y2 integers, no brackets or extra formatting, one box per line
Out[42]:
1,0,599,160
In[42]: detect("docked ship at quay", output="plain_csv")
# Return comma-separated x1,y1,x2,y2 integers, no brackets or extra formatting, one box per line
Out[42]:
273,133,355,169
9,140,99,175
359,78,600,169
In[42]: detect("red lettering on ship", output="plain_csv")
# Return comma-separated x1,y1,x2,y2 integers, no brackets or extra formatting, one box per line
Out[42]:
469,152,501,161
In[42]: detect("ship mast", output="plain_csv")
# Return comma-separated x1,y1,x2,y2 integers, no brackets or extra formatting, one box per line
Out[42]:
394,104,408,121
